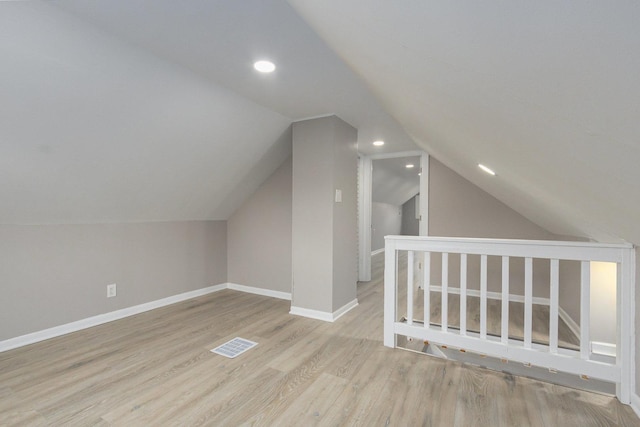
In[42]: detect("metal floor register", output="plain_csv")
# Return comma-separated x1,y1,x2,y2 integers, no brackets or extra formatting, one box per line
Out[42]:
211,337,258,358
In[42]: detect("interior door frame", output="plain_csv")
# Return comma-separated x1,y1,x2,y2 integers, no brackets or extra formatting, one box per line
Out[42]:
358,150,429,282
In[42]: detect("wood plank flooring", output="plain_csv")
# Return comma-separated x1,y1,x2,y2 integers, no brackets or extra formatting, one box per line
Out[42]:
0,254,638,426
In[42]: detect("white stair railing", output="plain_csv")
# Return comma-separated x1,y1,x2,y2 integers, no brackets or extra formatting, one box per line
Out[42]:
383,236,635,404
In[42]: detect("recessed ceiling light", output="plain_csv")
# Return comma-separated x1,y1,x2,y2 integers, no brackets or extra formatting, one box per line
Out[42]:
373,140,385,146
478,164,496,175
406,164,415,169
254,60,275,73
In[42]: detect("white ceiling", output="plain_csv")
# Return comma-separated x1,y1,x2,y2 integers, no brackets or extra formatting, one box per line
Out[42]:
53,0,418,156
1,0,416,224
4,1,640,247
373,157,421,206
289,0,640,244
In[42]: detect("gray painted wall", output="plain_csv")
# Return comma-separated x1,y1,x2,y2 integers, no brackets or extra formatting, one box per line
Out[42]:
429,158,559,240
330,117,358,311
227,156,292,294
428,158,582,326
292,118,334,313
292,116,357,314
372,202,402,252
0,221,226,341
401,195,420,236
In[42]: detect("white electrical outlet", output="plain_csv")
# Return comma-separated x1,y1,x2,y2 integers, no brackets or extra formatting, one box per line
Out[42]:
107,283,117,298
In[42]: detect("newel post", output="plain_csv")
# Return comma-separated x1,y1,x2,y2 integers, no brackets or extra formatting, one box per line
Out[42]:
616,247,635,404
384,238,397,348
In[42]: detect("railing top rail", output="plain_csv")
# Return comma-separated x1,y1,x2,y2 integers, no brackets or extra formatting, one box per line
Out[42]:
384,235,633,249
384,235,633,263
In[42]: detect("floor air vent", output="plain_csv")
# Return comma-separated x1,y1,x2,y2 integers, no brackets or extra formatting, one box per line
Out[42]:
211,337,258,358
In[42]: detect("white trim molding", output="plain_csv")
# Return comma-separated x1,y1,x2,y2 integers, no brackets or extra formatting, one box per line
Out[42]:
358,155,373,282
226,283,291,300
591,341,617,357
371,248,385,256
427,285,550,306
289,306,334,322
290,298,359,323
333,298,359,321
558,307,581,339
368,150,425,160
0,282,297,353
426,284,585,345
385,236,634,404
0,284,226,353
631,393,640,419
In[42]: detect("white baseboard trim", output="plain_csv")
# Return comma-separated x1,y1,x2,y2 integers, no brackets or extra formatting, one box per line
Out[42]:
428,285,550,306
591,341,616,357
558,307,581,339
289,306,333,322
631,393,640,418
371,248,385,256
0,284,227,353
226,283,291,301
1,281,296,353
427,284,584,343
290,298,359,323
333,298,359,321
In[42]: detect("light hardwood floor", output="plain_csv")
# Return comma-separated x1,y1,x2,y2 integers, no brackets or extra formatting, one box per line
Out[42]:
0,255,638,426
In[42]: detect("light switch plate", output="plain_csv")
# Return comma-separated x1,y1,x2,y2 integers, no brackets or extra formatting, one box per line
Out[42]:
107,283,117,298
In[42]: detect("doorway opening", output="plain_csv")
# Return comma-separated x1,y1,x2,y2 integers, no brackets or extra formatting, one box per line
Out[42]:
358,151,429,281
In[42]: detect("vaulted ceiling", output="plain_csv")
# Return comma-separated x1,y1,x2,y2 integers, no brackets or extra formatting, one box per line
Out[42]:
288,1,640,244
1,0,416,224
373,157,421,207
3,1,639,245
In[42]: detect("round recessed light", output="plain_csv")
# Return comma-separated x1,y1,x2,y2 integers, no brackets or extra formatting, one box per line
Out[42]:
373,140,385,146
405,164,415,169
254,60,276,73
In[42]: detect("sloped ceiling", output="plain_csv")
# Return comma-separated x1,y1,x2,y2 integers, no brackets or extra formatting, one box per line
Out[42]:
373,157,421,206
288,1,640,244
1,0,417,224
6,1,639,246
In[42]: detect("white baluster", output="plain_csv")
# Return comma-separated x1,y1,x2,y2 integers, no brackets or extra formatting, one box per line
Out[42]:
580,260,590,360
407,251,414,326
549,259,559,354
501,256,509,345
442,253,448,332
480,254,487,339
460,253,467,336
424,251,430,329
524,257,533,349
